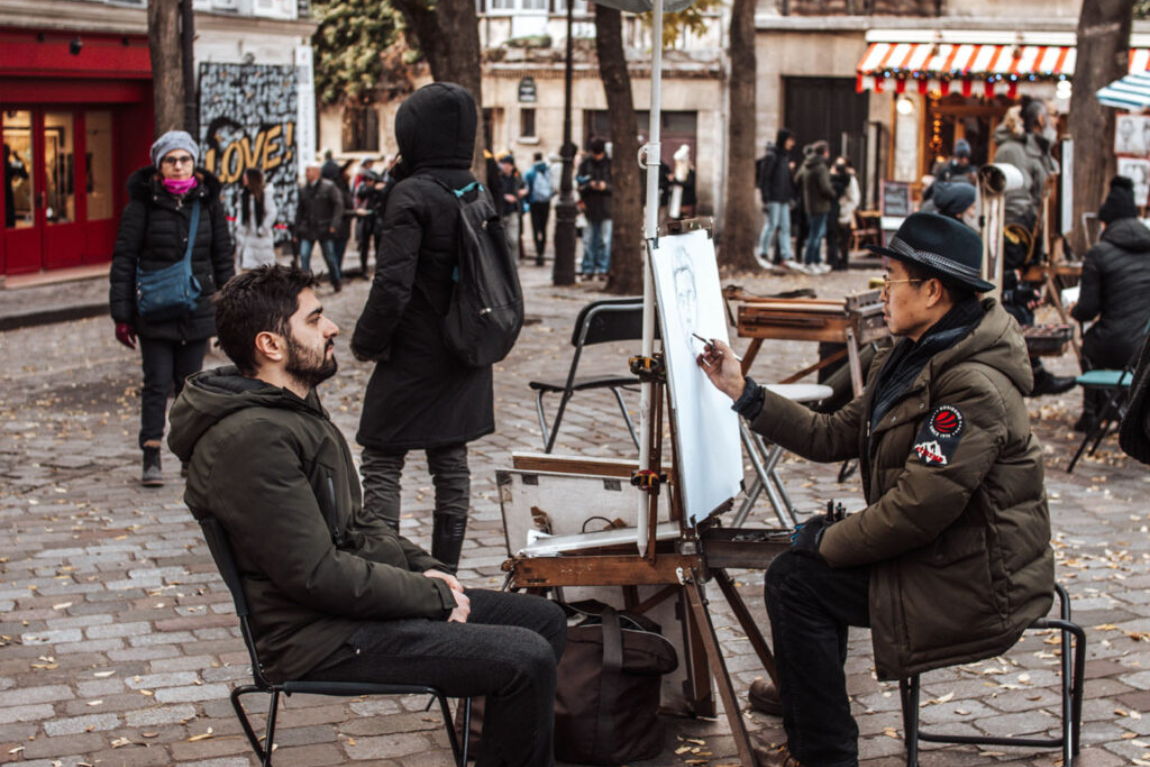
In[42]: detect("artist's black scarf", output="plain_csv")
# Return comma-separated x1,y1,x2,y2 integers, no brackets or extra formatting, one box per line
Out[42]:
868,297,985,439
241,188,265,229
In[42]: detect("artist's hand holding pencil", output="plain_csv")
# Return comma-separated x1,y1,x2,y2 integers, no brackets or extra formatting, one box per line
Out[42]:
696,337,746,401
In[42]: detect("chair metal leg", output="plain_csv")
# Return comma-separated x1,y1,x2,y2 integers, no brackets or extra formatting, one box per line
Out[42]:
900,676,920,767
231,685,269,762
262,690,280,767
544,393,573,454
437,694,461,763
460,697,472,765
611,387,640,450
1067,430,1093,473
535,391,550,451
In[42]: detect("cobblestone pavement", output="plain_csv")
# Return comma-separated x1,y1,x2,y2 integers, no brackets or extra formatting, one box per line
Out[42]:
0,259,1142,767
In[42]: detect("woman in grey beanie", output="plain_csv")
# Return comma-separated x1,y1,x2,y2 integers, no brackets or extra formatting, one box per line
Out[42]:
108,131,235,486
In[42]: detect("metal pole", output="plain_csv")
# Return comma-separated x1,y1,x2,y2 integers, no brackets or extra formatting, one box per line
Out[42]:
552,0,577,286
637,0,664,555
181,0,197,137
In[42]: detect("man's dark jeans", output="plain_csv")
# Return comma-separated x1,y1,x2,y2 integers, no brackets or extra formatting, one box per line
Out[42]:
139,337,207,448
765,551,871,767
530,201,551,260
304,589,567,767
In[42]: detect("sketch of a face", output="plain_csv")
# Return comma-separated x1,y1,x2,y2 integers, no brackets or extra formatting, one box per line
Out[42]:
1141,121,1150,157
1119,117,1136,153
672,246,699,352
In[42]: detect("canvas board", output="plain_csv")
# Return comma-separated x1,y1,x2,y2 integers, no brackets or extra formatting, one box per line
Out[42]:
649,229,743,525
1118,157,1150,207
1115,114,1150,157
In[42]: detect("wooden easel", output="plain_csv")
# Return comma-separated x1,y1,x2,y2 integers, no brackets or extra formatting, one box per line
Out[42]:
502,364,789,767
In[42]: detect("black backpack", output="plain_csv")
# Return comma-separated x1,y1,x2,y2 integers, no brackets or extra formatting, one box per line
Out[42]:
431,177,524,367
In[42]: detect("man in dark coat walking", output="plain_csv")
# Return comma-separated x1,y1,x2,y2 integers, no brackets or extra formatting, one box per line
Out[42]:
351,82,497,571
577,138,612,278
294,163,345,291
756,128,797,268
170,266,566,767
1071,176,1150,432
701,213,1053,767
794,140,837,273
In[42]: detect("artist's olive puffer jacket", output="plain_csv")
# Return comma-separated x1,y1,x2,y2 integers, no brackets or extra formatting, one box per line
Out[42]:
109,167,235,341
753,299,1054,679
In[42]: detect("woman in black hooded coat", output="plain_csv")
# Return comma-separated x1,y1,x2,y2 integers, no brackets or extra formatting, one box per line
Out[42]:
109,131,234,486
351,83,496,570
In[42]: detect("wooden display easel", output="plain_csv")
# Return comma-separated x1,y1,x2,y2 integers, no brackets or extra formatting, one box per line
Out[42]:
502,363,789,767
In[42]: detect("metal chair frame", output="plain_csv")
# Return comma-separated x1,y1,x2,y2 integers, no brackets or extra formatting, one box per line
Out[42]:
531,298,646,453
1067,367,1133,473
198,518,471,767
899,584,1085,767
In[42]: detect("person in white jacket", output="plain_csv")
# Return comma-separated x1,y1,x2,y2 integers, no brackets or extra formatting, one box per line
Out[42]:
236,168,278,271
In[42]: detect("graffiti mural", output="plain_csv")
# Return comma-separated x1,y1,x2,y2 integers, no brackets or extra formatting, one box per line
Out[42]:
199,63,300,243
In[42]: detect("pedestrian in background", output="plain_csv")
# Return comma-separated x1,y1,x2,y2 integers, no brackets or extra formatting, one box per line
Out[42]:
294,163,344,292
577,137,612,279
498,155,527,263
236,167,278,271
328,160,355,275
825,156,859,271
353,157,379,278
351,82,497,571
795,140,837,274
108,130,235,487
755,130,797,268
524,151,555,266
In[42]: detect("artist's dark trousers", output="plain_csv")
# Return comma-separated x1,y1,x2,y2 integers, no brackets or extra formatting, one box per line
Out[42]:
304,589,567,767
765,551,871,767
530,201,551,260
139,337,207,449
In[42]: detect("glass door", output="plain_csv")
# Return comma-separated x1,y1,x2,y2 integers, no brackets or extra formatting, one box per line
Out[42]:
43,108,85,269
3,109,38,273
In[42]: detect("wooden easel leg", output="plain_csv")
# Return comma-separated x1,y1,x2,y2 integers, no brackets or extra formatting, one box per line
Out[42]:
679,589,716,717
684,574,756,767
712,568,778,686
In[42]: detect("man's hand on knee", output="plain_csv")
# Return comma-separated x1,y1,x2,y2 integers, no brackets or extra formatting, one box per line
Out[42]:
424,569,464,593
447,590,471,623
790,516,829,560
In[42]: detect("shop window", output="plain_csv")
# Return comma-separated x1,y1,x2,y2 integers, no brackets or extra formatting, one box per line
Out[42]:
86,111,114,222
342,105,380,153
520,108,537,140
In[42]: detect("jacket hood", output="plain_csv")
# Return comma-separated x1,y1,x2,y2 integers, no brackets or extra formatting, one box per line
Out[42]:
127,165,223,204
395,82,477,172
926,298,1033,395
167,366,323,462
801,153,827,171
1101,217,1150,252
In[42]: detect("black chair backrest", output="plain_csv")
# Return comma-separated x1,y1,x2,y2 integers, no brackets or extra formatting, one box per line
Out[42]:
571,297,659,347
199,516,272,687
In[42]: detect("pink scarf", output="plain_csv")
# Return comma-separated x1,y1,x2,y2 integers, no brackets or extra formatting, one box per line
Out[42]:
162,177,198,195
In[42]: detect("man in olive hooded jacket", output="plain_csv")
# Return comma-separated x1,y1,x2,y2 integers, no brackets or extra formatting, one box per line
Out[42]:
701,213,1053,767
169,265,565,767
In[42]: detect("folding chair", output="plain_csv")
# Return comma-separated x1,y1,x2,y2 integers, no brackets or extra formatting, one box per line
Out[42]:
899,584,1085,767
197,517,471,767
529,297,648,453
1066,367,1133,473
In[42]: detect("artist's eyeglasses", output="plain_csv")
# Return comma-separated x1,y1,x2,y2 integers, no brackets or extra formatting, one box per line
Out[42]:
162,155,195,166
881,275,923,293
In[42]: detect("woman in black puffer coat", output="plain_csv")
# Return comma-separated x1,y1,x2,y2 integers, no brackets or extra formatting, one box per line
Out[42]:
351,83,497,570
109,131,235,487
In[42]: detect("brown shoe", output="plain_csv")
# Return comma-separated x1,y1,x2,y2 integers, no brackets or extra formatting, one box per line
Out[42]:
751,738,803,767
748,678,784,716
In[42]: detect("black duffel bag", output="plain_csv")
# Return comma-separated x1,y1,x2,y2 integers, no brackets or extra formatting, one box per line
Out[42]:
555,601,679,765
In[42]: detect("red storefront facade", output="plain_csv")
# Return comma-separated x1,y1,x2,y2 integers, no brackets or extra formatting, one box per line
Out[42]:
1,28,153,276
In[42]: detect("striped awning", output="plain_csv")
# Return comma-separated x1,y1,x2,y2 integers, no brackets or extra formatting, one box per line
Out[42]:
857,39,1150,97
1097,71,1150,111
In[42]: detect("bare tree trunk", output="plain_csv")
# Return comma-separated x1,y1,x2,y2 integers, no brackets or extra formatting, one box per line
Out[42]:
1068,0,1133,254
391,0,487,179
595,5,643,295
719,0,760,272
148,0,184,137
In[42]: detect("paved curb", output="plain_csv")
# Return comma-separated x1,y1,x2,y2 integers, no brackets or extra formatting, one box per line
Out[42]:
0,301,108,332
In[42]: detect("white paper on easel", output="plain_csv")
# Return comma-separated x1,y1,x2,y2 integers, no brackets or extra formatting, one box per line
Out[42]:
650,229,743,526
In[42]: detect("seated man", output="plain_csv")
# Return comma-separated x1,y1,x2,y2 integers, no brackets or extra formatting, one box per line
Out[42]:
168,265,566,767
700,213,1054,767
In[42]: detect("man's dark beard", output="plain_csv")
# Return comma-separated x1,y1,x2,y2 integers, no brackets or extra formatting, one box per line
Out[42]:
284,333,338,391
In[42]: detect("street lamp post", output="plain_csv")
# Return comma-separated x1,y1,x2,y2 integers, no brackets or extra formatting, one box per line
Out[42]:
552,0,577,286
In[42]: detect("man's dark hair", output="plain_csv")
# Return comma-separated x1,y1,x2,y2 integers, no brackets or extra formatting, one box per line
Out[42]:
589,137,606,155
812,140,829,157
901,260,976,305
213,266,317,376
533,151,543,162
1021,98,1047,133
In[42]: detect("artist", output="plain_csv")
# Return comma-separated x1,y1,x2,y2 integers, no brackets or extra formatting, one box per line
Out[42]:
169,266,566,767
700,212,1054,767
